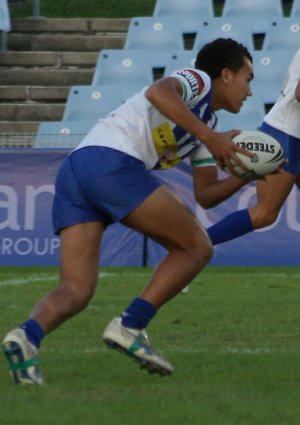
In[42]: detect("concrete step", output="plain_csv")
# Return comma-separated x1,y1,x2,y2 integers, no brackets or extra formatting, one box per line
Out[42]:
8,33,126,51
0,18,130,138
11,18,130,33
0,69,94,85
0,103,65,121
0,130,37,148
0,86,69,102
0,51,98,68
0,121,40,133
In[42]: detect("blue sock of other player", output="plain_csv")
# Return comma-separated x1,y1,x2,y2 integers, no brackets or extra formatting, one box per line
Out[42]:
121,298,157,330
206,208,254,245
21,319,45,348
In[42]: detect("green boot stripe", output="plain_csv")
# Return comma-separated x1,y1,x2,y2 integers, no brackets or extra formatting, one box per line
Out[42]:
128,334,145,355
9,357,39,371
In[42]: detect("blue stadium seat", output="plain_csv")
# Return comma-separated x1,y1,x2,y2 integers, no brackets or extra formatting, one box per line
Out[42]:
193,18,255,52
222,0,283,33
163,50,197,77
217,109,264,131
0,0,11,50
222,0,283,18
34,121,95,148
91,49,153,99
291,0,300,17
153,0,214,34
251,50,296,105
262,18,300,50
124,16,185,68
216,92,265,131
63,85,124,121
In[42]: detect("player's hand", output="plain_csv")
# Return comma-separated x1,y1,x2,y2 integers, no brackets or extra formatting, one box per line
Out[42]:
205,129,254,176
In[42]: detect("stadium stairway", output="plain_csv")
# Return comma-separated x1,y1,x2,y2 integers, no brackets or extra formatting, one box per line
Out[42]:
0,17,129,146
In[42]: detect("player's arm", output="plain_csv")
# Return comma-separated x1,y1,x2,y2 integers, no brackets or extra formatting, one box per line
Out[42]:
145,77,251,174
295,79,300,101
192,165,248,209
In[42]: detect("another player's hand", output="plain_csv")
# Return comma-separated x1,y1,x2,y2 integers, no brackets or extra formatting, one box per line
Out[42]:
205,129,254,176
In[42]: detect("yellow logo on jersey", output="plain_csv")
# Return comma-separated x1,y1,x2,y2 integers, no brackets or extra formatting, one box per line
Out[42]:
152,122,181,169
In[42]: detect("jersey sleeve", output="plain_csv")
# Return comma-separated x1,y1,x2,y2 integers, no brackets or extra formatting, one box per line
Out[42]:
171,68,211,106
189,144,216,168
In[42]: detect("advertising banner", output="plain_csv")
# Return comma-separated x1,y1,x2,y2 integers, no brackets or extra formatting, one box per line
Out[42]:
0,150,299,267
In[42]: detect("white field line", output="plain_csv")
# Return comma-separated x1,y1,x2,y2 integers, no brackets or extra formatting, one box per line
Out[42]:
0,270,153,287
44,346,300,355
0,274,57,287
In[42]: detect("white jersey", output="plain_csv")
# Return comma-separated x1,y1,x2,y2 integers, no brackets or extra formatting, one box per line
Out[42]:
75,68,217,170
264,48,300,139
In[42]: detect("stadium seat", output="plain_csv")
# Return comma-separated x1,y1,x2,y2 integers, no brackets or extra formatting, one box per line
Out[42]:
163,50,197,77
216,109,264,131
291,0,300,17
222,0,283,33
222,0,283,18
251,49,296,105
262,18,300,50
34,120,95,148
153,0,214,34
216,92,265,131
0,0,11,50
91,49,153,99
63,85,124,121
124,16,185,68
193,18,255,52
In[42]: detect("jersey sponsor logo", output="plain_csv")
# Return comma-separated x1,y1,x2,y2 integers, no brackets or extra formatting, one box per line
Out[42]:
176,69,204,99
152,122,181,169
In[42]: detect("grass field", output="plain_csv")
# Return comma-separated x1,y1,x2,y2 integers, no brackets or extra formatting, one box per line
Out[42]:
10,0,292,19
10,0,157,18
0,266,300,425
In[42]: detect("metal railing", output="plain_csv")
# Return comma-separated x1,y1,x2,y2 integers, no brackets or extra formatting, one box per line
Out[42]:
32,0,41,17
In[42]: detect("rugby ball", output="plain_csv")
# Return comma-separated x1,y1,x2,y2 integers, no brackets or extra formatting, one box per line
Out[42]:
224,130,284,179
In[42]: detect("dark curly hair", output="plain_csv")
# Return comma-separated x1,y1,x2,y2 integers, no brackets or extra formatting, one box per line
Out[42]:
195,38,253,80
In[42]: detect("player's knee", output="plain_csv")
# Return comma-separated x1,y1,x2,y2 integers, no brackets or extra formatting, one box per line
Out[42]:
61,282,96,314
252,208,279,229
184,233,213,268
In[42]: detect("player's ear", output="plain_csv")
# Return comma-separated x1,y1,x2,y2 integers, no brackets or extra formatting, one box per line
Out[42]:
221,68,232,85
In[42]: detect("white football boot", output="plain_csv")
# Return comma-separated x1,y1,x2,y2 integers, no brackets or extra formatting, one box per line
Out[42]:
2,328,45,385
103,317,174,376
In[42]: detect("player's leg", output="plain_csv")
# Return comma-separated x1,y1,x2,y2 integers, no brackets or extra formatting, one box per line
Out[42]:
3,221,104,385
123,186,212,308
248,170,296,229
3,147,107,385
30,221,104,332
294,172,300,190
207,169,296,245
250,124,300,228
207,124,300,245
103,185,213,375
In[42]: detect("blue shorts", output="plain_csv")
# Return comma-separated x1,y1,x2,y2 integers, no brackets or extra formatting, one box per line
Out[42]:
52,146,161,235
260,122,300,175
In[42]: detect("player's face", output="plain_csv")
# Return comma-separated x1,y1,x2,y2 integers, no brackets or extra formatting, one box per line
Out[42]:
223,57,254,114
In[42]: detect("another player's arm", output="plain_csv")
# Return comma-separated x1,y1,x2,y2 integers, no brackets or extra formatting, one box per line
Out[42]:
295,79,300,101
192,165,248,209
294,79,300,190
145,77,251,175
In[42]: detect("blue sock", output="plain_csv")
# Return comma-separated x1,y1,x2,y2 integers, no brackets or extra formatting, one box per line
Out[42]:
21,319,45,348
206,209,254,245
121,298,157,330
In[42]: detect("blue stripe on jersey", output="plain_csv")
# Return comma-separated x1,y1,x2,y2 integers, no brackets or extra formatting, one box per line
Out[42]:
153,88,217,170
172,90,217,143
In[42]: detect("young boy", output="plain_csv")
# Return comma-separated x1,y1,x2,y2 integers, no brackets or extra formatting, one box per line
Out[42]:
3,38,254,384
